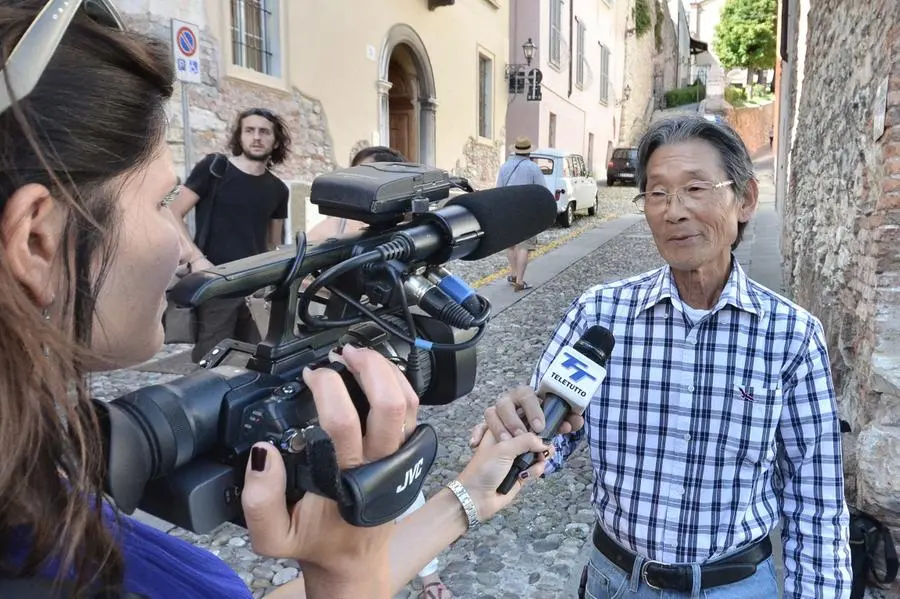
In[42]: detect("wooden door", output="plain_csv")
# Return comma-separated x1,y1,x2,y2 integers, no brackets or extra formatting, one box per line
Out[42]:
389,112,411,161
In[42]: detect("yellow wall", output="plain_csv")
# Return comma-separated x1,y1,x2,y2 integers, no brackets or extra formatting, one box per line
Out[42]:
204,0,510,172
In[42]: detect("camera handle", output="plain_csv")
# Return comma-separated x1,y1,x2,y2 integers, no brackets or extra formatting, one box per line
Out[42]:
284,422,438,527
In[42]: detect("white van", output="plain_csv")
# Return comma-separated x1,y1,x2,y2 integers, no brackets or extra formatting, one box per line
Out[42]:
528,148,599,227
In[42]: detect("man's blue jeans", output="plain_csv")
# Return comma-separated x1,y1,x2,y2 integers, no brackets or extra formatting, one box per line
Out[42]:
581,544,780,599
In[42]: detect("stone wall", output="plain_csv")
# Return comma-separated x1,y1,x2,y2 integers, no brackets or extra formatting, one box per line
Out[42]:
619,0,680,145
656,0,679,93
453,134,505,190
125,12,337,235
724,101,775,156
780,0,900,589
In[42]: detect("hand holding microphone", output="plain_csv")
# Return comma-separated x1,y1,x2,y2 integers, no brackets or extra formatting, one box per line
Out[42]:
489,326,615,494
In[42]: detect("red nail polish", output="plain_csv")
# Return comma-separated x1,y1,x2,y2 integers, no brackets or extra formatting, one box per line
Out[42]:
251,446,267,472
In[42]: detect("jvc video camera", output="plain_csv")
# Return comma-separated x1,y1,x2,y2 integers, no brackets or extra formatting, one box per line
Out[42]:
96,163,491,533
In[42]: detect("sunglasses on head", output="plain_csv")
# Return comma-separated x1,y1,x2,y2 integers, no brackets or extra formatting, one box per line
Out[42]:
0,0,125,115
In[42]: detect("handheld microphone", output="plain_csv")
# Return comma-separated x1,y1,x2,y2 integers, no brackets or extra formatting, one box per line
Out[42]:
496,325,615,494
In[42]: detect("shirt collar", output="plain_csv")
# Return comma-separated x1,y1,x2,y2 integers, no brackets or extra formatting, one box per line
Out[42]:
637,257,765,319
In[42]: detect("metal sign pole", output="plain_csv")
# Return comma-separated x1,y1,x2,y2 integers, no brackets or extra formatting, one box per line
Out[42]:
182,85,194,182
182,84,196,236
172,18,202,236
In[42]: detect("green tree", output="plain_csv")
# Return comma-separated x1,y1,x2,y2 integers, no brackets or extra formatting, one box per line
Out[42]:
713,0,777,83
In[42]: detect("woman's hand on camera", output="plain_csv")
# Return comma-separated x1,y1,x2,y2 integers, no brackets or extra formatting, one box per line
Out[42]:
240,345,416,598
468,385,585,448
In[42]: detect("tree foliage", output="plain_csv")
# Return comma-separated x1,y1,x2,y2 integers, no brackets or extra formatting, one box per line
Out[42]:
713,0,777,71
633,0,651,38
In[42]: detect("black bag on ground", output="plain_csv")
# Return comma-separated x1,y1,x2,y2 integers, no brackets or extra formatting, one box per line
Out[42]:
843,417,898,599
849,508,898,599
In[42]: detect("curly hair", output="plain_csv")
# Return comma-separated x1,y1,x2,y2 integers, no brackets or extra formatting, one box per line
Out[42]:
227,107,292,167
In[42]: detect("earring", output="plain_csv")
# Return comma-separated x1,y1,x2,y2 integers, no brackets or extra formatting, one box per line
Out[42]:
42,307,51,357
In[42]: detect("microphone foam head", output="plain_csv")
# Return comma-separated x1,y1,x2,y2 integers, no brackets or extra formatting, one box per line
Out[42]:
575,325,615,366
446,185,557,261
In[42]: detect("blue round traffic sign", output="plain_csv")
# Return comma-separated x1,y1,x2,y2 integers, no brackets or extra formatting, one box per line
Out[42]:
177,26,197,57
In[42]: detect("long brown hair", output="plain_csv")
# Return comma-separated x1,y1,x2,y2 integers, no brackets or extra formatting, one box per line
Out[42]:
0,1,174,596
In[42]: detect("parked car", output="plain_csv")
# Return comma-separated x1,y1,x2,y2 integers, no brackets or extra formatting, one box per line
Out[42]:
528,148,599,227
607,147,638,186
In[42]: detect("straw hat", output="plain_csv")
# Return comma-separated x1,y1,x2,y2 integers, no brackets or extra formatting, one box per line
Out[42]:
511,136,534,155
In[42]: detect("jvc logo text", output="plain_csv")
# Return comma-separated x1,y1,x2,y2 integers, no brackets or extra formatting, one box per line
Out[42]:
396,457,425,494
560,352,597,383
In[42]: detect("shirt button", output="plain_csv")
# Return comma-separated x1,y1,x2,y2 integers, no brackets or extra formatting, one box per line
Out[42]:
676,486,685,496
683,433,691,442
688,385,695,392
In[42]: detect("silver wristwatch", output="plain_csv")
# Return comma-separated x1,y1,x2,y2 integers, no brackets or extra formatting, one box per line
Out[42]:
447,480,481,530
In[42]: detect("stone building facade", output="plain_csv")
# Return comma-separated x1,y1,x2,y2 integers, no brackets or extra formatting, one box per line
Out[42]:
118,0,510,235
619,0,682,146
776,0,900,592
505,0,629,174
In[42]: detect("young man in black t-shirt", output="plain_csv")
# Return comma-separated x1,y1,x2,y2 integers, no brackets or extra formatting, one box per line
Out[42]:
170,107,291,363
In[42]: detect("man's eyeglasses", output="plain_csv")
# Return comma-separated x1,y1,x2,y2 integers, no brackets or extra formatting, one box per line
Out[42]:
632,180,734,213
0,0,125,116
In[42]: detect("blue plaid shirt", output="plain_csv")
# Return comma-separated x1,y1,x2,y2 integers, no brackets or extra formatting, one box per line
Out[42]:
533,260,852,599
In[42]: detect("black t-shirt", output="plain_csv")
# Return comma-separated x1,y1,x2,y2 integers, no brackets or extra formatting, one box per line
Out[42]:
185,154,289,265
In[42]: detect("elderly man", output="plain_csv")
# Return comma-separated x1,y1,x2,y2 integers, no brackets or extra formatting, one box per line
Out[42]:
479,115,852,598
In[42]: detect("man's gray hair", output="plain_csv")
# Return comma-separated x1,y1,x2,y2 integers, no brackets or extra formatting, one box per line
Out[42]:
635,115,756,249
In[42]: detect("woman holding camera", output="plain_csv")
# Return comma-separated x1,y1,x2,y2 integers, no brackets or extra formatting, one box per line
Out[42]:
0,1,558,598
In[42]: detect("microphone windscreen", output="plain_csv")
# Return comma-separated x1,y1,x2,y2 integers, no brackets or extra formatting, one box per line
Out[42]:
574,325,616,366
446,184,557,261
581,325,615,355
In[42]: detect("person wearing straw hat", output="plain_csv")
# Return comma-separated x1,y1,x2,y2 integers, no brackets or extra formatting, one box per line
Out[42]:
496,136,550,291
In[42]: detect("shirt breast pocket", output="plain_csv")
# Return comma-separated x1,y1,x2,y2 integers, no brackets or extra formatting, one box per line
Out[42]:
719,385,781,467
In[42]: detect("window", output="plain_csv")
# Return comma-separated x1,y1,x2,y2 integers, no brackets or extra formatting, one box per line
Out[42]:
587,133,595,172
478,54,493,138
231,0,279,76
612,148,638,160
549,0,563,68
599,43,610,104
573,155,586,176
549,112,557,148
533,157,556,175
575,18,586,88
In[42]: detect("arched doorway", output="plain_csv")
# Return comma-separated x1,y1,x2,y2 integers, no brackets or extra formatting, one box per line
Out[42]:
378,25,436,166
387,46,418,162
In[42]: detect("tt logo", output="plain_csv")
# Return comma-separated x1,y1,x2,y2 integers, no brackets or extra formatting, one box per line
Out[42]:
561,352,597,383
396,457,425,494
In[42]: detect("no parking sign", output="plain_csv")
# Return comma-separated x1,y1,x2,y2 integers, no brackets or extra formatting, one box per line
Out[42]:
171,19,201,83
